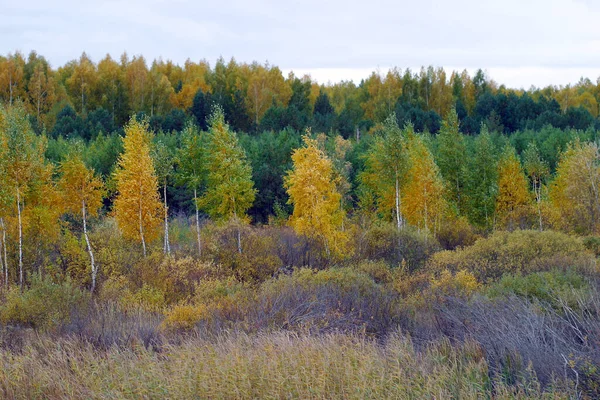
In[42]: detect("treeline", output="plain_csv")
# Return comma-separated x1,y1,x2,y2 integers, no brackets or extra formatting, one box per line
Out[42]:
1,98,600,290
2,51,600,140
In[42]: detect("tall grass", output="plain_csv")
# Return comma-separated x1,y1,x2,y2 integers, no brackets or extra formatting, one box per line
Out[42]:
0,332,570,399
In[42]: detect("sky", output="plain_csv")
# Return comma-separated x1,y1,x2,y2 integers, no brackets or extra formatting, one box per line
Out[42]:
2,0,600,89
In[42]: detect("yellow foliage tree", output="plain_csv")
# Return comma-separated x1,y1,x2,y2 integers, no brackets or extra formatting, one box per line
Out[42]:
550,140,600,234
402,129,447,234
113,117,163,256
58,152,105,291
285,134,349,259
495,147,532,230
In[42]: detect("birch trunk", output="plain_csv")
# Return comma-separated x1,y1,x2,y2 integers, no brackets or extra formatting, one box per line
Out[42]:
139,195,146,257
82,200,97,293
194,189,202,257
1,218,7,289
163,184,170,255
16,187,23,290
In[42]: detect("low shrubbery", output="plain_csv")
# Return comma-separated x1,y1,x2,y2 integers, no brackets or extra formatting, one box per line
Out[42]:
427,230,596,281
487,269,591,310
2,227,600,397
0,276,90,331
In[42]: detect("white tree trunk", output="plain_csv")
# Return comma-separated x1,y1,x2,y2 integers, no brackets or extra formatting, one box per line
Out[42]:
395,174,403,230
163,184,170,255
82,200,97,292
0,220,3,289
1,218,7,289
139,196,146,257
232,197,242,255
16,187,23,290
194,188,202,257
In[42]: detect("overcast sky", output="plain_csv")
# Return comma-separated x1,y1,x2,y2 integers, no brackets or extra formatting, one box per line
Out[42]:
2,0,600,89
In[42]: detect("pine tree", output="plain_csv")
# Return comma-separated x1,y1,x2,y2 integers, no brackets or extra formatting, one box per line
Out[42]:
496,146,531,230
58,151,105,292
113,117,163,257
285,134,349,258
198,107,256,254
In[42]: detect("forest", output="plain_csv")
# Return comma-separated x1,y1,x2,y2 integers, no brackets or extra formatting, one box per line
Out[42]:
1,51,600,398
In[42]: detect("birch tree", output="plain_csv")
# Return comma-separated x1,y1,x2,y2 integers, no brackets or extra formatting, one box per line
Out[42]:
113,117,163,256
0,103,45,289
360,114,410,229
58,152,105,292
175,123,206,257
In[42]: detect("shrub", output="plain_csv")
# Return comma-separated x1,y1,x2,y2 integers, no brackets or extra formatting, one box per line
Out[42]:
356,223,440,271
250,268,399,335
430,269,480,298
162,304,207,332
427,230,595,282
583,236,600,257
436,216,479,250
0,276,90,330
486,269,590,310
354,260,395,285
203,221,282,282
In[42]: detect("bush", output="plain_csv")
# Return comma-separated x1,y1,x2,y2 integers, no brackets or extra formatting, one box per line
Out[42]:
357,223,440,271
0,276,90,330
436,216,479,250
162,304,207,332
203,221,282,282
486,269,590,310
583,236,600,257
249,268,399,335
430,269,480,298
354,260,395,285
427,230,595,282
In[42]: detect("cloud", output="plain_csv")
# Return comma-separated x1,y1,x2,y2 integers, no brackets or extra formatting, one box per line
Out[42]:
2,0,600,87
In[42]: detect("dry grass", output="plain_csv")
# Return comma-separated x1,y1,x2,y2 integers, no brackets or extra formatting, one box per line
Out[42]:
0,331,571,399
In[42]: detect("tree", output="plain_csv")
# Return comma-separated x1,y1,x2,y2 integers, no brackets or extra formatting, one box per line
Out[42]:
0,103,46,289
113,117,163,256
27,62,56,122
67,52,97,114
152,136,175,255
523,143,549,230
402,129,447,233
97,54,127,125
0,115,8,288
285,134,349,259
436,108,467,213
466,125,498,229
495,146,531,230
360,114,410,229
175,123,206,256
58,152,105,292
0,52,25,105
198,107,256,254
550,140,600,234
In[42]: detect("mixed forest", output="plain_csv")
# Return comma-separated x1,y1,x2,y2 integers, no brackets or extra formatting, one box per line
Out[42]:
1,51,600,398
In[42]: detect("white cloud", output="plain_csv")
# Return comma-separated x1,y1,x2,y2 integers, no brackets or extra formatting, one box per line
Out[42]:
2,0,600,88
